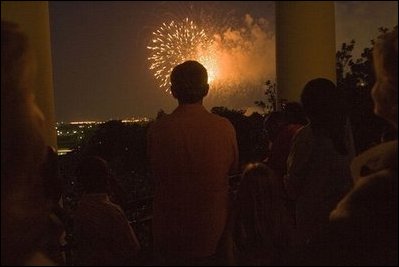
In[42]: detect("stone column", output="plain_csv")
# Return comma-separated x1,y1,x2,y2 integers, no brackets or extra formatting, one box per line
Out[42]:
276,1,336,106
2,1,57,148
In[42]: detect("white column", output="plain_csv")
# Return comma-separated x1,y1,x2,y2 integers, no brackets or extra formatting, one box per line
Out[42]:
276,1,336,105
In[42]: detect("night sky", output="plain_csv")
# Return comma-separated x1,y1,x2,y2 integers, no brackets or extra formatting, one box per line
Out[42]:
49,1,398,122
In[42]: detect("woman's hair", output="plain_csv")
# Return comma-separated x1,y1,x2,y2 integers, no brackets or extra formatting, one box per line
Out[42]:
374,27,398,91
372,28,398,126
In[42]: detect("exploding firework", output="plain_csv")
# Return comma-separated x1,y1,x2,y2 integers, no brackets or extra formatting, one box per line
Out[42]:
147,14,275,103
147,18,218,92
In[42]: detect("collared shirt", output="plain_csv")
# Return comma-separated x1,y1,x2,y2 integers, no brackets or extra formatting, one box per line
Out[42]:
74,193,140,266
147,104,239,258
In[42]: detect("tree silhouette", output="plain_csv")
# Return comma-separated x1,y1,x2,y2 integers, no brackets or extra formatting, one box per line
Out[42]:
255,80,277,114
336,26,396,153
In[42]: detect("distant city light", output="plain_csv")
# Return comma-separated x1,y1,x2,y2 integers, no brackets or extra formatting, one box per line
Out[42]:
56,118,151,156
70,121,100,124
57,149,72,156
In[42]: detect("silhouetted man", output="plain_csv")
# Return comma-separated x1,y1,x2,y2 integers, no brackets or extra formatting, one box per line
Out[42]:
147,60,239,265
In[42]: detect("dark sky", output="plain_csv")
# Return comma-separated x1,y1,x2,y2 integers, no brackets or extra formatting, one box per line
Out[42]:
49,1,397,122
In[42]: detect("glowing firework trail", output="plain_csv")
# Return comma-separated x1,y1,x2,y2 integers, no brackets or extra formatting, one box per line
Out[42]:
147,18,217,91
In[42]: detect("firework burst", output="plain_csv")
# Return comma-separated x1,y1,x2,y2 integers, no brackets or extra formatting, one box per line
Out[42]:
147,18,218,92
147,14,275,104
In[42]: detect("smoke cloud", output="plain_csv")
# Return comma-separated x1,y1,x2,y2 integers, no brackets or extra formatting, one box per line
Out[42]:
204,14,275,110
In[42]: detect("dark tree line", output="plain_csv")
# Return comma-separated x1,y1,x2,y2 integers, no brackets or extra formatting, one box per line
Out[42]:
336,26,397,153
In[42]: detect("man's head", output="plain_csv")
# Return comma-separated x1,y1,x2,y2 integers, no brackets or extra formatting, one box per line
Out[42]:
300,78,343,126
76,156,110,194
170,60,209,104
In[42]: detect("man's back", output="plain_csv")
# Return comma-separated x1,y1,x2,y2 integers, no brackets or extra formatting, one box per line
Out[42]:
147,104,238,259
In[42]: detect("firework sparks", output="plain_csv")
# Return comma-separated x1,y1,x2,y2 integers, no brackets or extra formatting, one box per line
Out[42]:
147,18,217,91
147,14,275,101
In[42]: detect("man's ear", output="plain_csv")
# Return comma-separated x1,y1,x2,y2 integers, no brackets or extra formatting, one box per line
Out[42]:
203,84,209,97
171,86,178,99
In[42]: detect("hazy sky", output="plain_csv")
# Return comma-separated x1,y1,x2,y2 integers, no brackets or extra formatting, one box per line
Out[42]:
50,1,397,122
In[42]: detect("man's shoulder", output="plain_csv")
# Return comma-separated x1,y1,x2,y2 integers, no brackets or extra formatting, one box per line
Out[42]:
207,113,237,136
148,109,235,133
207,112,234,125
147,114,171,132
